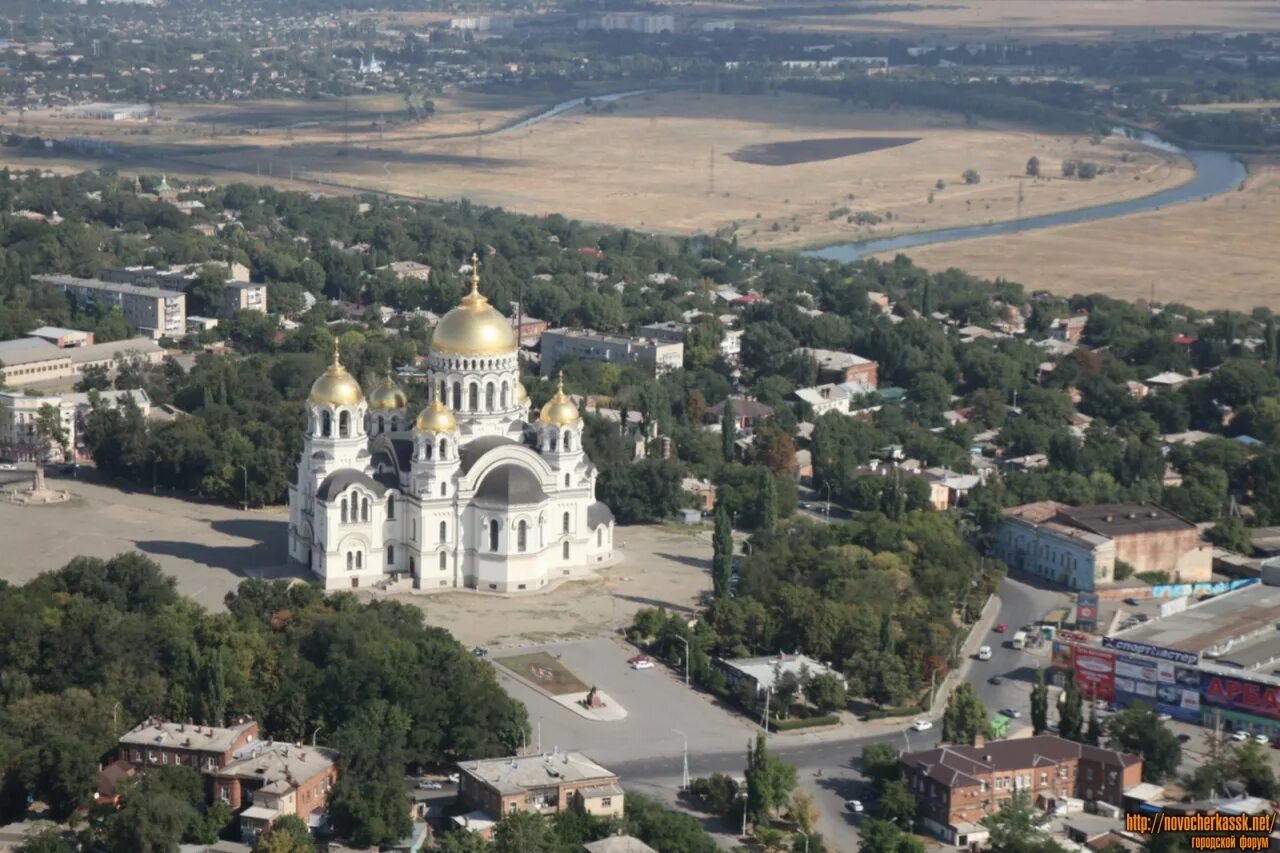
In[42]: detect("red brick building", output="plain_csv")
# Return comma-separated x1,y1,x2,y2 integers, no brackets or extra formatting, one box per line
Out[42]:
118,717,260,773
214,742,338,843
899,735,1143,846
795,347,879,388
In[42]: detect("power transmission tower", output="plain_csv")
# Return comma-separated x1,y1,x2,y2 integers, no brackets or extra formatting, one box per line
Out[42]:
708,144,716,195
1016,178,1024,222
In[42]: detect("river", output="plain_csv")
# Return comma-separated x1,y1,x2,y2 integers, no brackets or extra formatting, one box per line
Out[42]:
803,130,1246,264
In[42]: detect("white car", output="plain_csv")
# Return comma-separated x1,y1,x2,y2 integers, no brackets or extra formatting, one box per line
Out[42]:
1232,730,1251,742
977,646,993,661
1256,733,1270,745
416,780,442,790
845,799,864,813
1156,713,1172,722
447,773,460,784
632,659,655,670
0,463,15,471
911,719,933,732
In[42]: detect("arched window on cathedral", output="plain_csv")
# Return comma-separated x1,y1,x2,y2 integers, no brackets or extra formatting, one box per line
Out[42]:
437,379,445,404
387,494,396,519
441,483,448,497
485,383,495,411
377,415,385,433
341,498,348,523
500,382,509,408
346,552,354,571
438,439,447,460
598,528,603,547
469,383,479,412
439,551,447,571
424,441,433,461
338,410,350,438
564,432,574,451
361,498,370,522
452,381,462,410
517,521,528,552
550,433,558,452
439,521,447,543
387,545,395,565
563,542,570,560
321,411,332,437
355,551,363,569
410,556,416,574
565,473,571,488
412,518,417,541
562,512,570,534
489,519,499,552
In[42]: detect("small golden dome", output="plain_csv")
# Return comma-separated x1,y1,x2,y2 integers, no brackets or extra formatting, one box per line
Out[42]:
367,375,408,410
430,253,517,356
415,398,458,433
309,352,364,406
515,381,529,404
539,372,580,426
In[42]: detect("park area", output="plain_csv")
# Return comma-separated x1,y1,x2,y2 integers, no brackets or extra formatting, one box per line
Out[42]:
494,652,590,695
890,156,1280,312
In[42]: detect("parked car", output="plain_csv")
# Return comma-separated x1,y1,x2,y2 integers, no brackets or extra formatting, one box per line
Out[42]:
632,659,655,670
627,654,651,665
988,675,1004,685
977,645,993,661
1124,597,1142,606
1000,708,1022,719
0,463,15,471
845,799,864,813
447,773,460,784
910,719,933,732
994,624,1007,633
1255,733,1270,744
473,647,488,658
416,781,442,790
1232,730,1251,741
1156,713,1172,722
1177,734,1192,743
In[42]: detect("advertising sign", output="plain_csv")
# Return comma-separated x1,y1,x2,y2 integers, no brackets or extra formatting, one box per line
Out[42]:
1174,666,1201,688
1115,657,1159,683
1051,642,1074,670
1200,673,1280,722
1059,630,1092,644
1076,593,1098,625
1074,646,1116,701
1150,578,1259,599
1101,637,1199,667
1157,661,1176,685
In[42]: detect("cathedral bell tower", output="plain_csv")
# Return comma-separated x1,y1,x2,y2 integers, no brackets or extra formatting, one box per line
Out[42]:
537,373,584,482
411,398,461,498
303,352,368,476
366,373,408,436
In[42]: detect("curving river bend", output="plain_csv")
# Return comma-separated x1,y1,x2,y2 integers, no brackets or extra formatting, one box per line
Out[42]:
803,130,1246,263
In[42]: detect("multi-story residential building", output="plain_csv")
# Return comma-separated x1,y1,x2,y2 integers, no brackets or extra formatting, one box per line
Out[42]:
0,392,75,461
900,735,1143,846
118,717,261,774
707,395,774,431
224,282,268,315
995,500,1211,590
214,742,338,843
637,321,742,364
509,309,549,348
795,347,879,387
377,260,433,282
36,274,186,339
456,751,623,822
539,329,683,376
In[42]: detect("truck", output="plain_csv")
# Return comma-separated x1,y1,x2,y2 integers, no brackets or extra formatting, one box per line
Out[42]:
1011,630,1028,650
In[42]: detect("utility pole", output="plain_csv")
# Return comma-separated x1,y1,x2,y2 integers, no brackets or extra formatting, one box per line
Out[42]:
760,686,772,730
239,464,249,511
673,729,689,790
675,635,690,685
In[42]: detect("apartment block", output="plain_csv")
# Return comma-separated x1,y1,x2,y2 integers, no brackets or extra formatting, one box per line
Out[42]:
224,281,268,315
36,274,186,339
457,751,623,822
795,347,879,388
900,735,1142,846
540,329,683,376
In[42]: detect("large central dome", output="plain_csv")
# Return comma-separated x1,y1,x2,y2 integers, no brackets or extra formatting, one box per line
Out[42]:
431,257,517,356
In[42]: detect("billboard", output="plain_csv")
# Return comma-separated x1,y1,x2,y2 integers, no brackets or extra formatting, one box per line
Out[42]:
1052,642,1074,670
1150,578,1259,599
1074,646,1116,701
1076,593,1098,626
1101,637,1199,667
1111,654,1200,721
1201,673,1280,722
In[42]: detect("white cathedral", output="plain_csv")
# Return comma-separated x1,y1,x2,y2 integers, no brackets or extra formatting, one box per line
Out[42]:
287,262,616,593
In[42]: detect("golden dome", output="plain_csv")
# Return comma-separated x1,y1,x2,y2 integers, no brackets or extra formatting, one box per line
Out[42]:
539,373,580,426
309,352,364,406
368,375,408,410
415,398,458,433
515,381,529,404
430,253,517,356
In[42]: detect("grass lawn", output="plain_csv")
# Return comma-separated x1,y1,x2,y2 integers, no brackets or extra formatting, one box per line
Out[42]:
496,652,590,695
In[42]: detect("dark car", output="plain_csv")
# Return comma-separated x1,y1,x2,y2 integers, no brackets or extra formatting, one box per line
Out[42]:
1124,597,1141,606
988,675,1004,685
1177,734,1192,743
473,647,488,658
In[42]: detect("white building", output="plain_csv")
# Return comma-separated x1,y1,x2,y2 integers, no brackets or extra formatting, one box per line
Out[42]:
0,388,149,460
288,262,616,593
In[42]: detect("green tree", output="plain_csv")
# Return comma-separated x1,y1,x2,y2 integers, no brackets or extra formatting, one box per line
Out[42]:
493,810,554,853
34,403,69,465
1207,516,1253,555
1058,674,1084,742
1026,157,1041,177
437,830,493,852
982,791,1053,853
806,671,847,714
15,825,72,853
860,744,900,790
713,501,734,599
761,473,779,532
962,169,981,184
1231,740,1277,798
858,819,925,853
942,683,990,746
254,814,315,853
623,795,717,853
1104,708,1182,783
327,701,414,848
873,779,916,828
721,398,736,463
1030,668,1048,735
746,732,798,827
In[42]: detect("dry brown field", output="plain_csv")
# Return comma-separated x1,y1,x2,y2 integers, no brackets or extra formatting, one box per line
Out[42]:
883,157,1280,311
673,0,1280,41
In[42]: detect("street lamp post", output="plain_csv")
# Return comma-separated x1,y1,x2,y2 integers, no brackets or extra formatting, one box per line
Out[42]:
150,449,159,494
311,725,322,746
823,482,832,517
673,728,689,790
675,635,690,686
797,829,810,853
238,463,249,511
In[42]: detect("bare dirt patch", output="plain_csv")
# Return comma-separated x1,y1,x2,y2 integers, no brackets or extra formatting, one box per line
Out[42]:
886,157,1280,312
729,135,919,166
495,652,590,695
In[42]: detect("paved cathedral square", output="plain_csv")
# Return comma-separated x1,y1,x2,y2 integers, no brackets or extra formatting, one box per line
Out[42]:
288,262,616,592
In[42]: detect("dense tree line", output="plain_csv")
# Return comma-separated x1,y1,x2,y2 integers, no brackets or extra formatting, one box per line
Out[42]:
0,554,527,847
